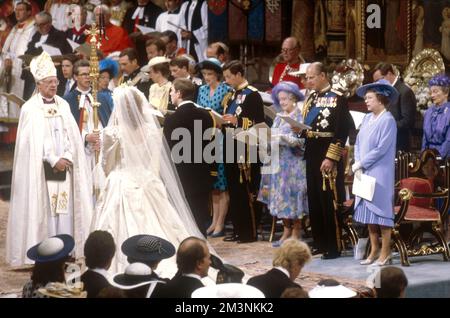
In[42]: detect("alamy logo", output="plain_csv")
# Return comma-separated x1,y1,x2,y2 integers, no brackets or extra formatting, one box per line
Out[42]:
366,4,381,29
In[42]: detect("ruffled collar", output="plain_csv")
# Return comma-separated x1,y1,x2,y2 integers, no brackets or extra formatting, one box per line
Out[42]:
431,102,450,114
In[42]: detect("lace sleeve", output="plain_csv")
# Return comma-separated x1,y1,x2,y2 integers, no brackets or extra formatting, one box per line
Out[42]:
102,127,120,176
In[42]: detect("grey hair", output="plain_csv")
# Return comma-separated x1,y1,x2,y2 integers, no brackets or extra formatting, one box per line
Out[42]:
35,11,52,24
94,4,111,16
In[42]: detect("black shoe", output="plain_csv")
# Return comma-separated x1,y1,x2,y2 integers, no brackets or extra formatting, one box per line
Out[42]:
223,235,239,242
311,248,322,256
321,252,341,260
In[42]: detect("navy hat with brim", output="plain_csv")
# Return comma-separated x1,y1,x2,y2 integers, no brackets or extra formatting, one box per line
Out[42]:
271,81,304,112
122,234,175,262
27,234,74,263
356,79,399,103
197,58,223,74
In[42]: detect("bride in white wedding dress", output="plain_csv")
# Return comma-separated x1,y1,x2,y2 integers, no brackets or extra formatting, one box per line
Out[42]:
91,86,206,276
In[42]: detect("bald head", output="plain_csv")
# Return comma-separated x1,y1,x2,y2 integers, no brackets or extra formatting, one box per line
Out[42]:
176,237,210,277
281,37,301,64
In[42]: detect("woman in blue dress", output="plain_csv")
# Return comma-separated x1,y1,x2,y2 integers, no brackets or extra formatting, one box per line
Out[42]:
422,74,450,159
196,58,233,237
257,81,308,247
353,79,398,266
98,58,118,110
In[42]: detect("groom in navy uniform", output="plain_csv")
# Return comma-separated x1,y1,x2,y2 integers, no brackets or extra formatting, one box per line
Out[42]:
222,60,265,243
163,78,215,236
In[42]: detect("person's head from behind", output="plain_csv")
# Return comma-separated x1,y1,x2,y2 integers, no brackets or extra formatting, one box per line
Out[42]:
272,239,312,281
280,287,309,298
26,235,75,287
176,237,211,278
223,60,245,89
374,266,408,298
206,42,229,64
171,78,196,106
84,231,116,271
372,62,397,85
305,62,329,92
170,57,190,79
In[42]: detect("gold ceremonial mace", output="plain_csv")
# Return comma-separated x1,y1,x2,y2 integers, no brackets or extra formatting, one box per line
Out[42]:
87,24,101,198
87,23,101,164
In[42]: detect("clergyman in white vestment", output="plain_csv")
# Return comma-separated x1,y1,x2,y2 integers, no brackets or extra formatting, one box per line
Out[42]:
6,52,93,267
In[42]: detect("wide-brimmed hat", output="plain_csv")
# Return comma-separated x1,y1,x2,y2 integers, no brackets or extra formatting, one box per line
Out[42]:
99,58,119,78
122,234,175,262
142,56,171,73
308,279,357,298
271,81,304,111
112,263,155,290
191,283,265,298
356,79,399,103
196,57,222,74
27,234,74,263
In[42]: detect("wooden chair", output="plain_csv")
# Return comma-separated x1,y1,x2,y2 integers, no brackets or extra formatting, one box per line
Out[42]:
393,149,450,266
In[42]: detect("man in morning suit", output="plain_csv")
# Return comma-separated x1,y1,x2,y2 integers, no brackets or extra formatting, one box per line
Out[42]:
81,231,116,298
302,62,354,259
247,239,312,298
163,78,215,236
153,237,211,298
221,60,265,244
372,62,417,151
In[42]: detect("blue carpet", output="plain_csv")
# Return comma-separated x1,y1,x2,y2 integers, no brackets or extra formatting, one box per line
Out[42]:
303,253,450,298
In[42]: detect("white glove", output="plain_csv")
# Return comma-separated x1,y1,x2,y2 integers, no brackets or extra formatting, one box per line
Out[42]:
352,161,362,173
354,169,362,180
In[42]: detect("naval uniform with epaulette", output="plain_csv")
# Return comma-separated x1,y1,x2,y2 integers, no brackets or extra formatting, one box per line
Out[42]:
222,81,265,242
302,85,354,257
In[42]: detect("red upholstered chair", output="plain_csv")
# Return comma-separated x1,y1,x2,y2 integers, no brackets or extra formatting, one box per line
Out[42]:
394,149,450,266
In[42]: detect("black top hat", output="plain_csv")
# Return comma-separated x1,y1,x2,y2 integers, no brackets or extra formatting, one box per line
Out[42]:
27,234,74,263
121,235,176,262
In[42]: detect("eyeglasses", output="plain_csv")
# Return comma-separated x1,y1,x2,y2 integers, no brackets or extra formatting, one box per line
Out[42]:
34,21,49,27
281,47,298,54
77,73,90,77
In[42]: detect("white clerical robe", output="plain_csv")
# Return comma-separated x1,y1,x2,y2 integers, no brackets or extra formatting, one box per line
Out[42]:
155,10,183,42
0,19,35,122
6,93,93,266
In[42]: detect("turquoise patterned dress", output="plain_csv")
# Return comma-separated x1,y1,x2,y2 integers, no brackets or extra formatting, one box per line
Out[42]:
258,107,309,219
197,82,233,191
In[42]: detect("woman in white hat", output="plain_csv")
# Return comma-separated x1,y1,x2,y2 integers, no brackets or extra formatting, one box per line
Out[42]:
146,56,172,113
22,234,75,298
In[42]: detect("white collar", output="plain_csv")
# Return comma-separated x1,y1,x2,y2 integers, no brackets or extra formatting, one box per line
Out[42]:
274,266,290,278
76,87,90,95
182,273,202,281
91,268,111,280
132,6,145,20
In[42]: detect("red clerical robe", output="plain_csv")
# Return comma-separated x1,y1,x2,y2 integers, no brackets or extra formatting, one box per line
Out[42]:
271,62,304,89
86,24,132,56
